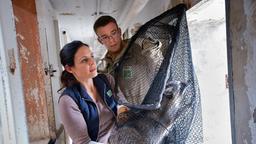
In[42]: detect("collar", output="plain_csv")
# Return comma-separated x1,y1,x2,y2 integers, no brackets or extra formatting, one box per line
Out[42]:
103,39,129,64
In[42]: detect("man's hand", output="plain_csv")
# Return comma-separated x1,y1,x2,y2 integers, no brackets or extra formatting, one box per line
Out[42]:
117,105,129,115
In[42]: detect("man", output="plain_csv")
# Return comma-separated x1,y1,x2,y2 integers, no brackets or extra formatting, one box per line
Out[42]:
94,15,162,105
93,16,129,75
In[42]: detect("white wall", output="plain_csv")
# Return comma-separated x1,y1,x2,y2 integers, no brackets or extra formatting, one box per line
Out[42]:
35,0,65,143
126,0,171,37
129,0,170,28
187,0,232,143
0,0,29,143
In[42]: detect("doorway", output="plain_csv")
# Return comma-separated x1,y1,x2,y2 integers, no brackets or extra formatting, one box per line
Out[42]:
187,0,232,143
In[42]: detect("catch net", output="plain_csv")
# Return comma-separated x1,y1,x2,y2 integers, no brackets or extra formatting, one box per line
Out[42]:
112,4,203,144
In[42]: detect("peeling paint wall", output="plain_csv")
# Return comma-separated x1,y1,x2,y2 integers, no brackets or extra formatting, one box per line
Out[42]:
12,0,50,142
228,0,256,143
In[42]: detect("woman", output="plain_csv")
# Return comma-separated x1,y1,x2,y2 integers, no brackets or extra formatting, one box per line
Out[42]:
58,40,126,144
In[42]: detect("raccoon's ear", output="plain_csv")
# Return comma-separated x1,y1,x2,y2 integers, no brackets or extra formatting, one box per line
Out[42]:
164,81,186,95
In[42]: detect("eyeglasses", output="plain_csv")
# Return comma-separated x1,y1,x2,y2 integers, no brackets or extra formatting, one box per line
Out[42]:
98,30,119,42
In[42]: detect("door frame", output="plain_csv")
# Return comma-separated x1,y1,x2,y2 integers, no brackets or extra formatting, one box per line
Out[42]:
0,0,29,143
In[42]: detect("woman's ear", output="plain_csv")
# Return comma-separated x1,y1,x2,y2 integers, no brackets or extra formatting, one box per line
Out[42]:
64,65,73,73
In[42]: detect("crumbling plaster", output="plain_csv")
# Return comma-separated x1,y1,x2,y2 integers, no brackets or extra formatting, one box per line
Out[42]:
230,0,256,143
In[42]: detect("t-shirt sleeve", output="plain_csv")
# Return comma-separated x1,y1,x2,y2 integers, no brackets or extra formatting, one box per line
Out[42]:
58,95,91,144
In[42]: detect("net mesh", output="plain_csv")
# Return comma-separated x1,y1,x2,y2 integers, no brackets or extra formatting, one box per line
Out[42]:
112,4,203,144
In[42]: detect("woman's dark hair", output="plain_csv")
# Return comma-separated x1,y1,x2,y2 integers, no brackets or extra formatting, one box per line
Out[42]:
93,15,118,33
59,40,89,90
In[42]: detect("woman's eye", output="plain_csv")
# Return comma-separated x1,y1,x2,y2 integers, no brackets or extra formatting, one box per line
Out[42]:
81,59,88,63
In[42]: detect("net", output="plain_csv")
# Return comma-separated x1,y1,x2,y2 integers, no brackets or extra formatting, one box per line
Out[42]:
110,4,203,144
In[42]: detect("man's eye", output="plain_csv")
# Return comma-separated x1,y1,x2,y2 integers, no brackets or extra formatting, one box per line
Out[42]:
111,30,117,35
101,36,108,40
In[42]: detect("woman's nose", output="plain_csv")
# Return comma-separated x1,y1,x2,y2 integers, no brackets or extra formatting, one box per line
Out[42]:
88,58,95,65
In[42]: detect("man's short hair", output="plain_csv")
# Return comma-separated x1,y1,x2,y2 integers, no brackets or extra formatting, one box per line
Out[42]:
93,15,118,33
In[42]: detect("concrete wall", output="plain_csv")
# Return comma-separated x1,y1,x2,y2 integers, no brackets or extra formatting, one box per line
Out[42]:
228,0,256,143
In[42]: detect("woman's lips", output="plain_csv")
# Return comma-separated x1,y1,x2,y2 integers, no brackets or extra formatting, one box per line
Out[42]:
90,68,96,72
